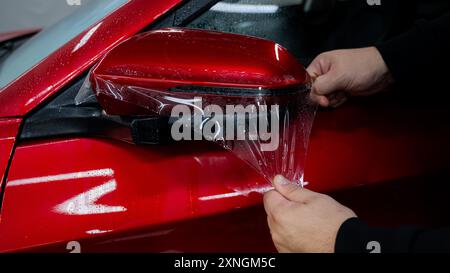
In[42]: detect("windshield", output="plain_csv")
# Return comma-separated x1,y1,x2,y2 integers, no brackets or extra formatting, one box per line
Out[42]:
0,0,128,89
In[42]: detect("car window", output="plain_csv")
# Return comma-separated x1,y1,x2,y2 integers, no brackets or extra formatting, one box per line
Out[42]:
0,0,127,89
186,0,307,61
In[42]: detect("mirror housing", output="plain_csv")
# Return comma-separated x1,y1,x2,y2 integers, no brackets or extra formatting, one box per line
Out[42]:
80,28,316,183
89,28,310,116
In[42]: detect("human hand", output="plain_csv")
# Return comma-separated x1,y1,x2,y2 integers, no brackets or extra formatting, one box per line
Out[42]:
263,175,357,253
307,47,393,107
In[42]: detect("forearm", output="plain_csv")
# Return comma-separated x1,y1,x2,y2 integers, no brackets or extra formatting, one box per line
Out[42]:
376,12,450,88
335,218,450,253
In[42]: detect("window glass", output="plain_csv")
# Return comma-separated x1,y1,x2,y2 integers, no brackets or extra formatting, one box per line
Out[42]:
187,0,307,61
187,0,414,64
0,0,127,89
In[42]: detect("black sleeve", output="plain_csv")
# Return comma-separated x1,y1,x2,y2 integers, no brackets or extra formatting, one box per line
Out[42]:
335,218,450,253
376,12,450,89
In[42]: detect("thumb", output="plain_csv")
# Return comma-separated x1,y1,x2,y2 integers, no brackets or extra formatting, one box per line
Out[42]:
313,71,343,96
306,57,335,107
307,54,344,96
306,64,320,80
306,52,332,79
273,175,318,203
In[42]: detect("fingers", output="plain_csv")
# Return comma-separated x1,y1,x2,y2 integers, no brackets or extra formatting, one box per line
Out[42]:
307,54,336,96
306,53,331,78
263,189,290,216
327,91,348,108
309,92,330,107
313,72,344,96
272,175,319,203
306,66,320,81
307,52,348,108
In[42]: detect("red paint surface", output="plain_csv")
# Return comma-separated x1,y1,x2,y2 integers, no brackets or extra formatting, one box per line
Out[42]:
0,138,268,251
91,28,310,116
0,0,182,118
1,95,449,252
305,95,450,191
93,28,308,89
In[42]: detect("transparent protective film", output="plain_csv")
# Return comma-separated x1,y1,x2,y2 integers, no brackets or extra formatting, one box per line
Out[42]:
209,89,316,186
76,77,317,186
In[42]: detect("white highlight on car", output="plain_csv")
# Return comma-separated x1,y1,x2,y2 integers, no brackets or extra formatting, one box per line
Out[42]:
7,168,114,186
72,22,103,53
199,181,309,201
86,229,113,235
8,168,126,216
198,185,274,201
274,43,281,61
54,179,126,215
211,2,280,14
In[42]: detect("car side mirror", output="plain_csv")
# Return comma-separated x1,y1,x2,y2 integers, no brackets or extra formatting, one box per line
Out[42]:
82,28,316,185
88,28,311,116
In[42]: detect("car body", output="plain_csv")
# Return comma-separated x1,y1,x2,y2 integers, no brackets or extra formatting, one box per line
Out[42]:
0,0,450,252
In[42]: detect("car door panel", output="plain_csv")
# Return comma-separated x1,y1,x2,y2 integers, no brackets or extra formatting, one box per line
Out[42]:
0,137,267,251
1,95,450,251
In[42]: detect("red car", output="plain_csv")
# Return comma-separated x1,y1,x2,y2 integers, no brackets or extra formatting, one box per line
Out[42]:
0,0,450,253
